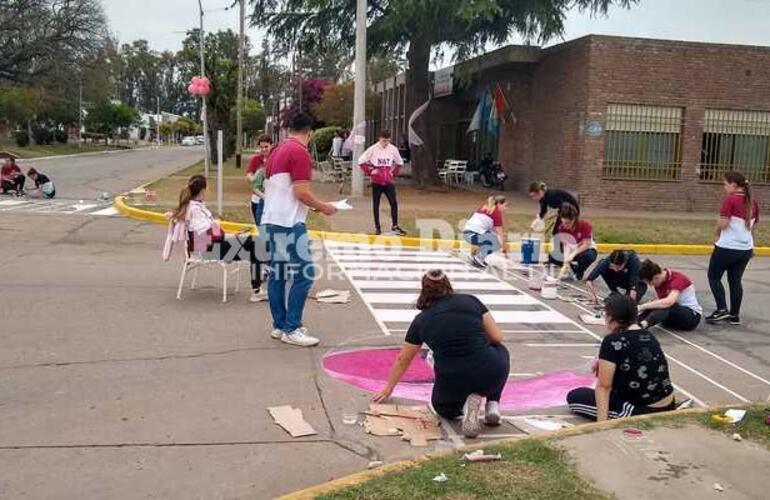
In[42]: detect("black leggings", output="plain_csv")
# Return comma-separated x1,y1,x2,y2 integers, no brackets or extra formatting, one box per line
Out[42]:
567,387,675,421
431,344,510,419
708,246,752,316
640,304,701,331
209,234,264,291
548,248,598,280
372,183,398,231
1,175,25,193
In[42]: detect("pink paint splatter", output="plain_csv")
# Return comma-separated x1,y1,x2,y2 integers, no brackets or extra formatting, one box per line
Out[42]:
322,347,596,411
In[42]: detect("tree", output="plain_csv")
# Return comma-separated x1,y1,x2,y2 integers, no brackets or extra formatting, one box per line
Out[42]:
0,0,108,84
312,81,380,129
250,0,636,187
84,100,139,140
279,78,331,127
232,99,267,143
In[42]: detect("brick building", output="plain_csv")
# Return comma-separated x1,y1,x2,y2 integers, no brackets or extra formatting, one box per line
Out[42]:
375,35,770,212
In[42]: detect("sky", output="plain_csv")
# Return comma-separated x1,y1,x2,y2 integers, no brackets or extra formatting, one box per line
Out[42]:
102,0,770,57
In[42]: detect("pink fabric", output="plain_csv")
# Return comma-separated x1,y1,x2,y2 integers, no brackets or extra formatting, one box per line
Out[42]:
162,219,187,261
322,348,596,411
358,143,403,185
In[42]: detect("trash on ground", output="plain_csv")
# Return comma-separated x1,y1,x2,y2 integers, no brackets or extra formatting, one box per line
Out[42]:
432,472,448,483
505,415,573,434
623,427,643,437
714,483,724,492
342,414,359,425
314,289,351,304
724,409,746,423
765,413,770,426
367,461,384,469
267,405,317,438
579,313,605,325
463,449,502,462
711,414,732,425
732,433,742,442
364,403,442,447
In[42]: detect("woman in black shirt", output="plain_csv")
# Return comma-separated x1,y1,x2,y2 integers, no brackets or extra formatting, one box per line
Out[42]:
567,294,676,421
373,270,510,438
528,181,579,236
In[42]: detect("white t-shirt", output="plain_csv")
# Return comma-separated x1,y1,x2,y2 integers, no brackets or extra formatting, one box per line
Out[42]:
715,193,760,251
262,138,313,228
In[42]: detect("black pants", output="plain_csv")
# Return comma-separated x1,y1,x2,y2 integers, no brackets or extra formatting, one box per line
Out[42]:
708,246,752,316
640,304,701,331
549,248,598,280
605,276,648,302
432,343,510,419
372,183,398,231
1,175,24,193
567,387,676,421
209,234,263,291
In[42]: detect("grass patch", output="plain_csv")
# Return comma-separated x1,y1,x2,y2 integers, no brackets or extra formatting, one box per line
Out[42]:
0,139,128,159
701,404,770,449
317,439,610,500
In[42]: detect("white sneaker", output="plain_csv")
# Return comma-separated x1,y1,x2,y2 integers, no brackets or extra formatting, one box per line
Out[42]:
250,289,268,303
461,393,484,438
270,328,284,340
281,327,320,347
484,400,501,426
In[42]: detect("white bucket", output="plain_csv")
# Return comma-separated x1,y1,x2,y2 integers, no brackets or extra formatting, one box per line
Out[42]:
541,279,559,300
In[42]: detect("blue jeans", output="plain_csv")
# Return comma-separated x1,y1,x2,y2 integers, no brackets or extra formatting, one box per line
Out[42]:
263,223,315,332
251,200,264,226
462,230,501,259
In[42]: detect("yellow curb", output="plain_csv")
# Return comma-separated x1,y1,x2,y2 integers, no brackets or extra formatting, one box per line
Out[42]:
113,196,770,256
279,405,737,499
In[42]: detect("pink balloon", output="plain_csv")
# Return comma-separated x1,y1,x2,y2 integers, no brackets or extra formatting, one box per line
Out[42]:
187,83,196,94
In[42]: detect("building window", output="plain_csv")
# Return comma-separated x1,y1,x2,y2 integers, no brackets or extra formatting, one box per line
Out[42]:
603,104,683,180
700,109,770,183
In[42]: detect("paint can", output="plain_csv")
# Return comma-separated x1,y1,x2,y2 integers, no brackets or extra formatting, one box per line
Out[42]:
541,278,559,300
520,236,541,265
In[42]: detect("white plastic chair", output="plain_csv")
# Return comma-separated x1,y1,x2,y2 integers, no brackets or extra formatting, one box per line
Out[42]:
445,160,468,186
176,231,242,303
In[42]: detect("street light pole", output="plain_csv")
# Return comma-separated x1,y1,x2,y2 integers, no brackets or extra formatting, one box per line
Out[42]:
351,0,366,197
198,0,210,177
235,0,245,169
78,79,83,148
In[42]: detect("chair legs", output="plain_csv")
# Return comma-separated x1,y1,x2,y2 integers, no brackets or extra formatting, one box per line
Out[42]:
190,266,199,290
177,262,189,300
222,263,228,302
177,260,242,303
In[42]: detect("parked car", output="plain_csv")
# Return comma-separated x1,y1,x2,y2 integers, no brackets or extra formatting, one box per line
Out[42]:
195,135,205,145
181,136,196,146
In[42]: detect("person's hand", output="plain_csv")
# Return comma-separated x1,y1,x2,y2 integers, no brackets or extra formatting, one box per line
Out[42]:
319,203,338,216
372,386,393,403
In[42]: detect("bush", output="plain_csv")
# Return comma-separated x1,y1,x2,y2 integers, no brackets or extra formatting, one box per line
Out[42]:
54,130,68,144
14,130,29,147
32,126,52,145
310,126,342,161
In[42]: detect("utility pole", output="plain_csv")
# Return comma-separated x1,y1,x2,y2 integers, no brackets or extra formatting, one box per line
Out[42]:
157,97,161,148
297,46,303,112
198,0,210,177
235,0,245,168
351,0,366,197
78,79,83,148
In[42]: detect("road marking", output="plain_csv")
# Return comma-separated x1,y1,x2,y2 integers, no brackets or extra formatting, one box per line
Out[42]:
361,293,539,305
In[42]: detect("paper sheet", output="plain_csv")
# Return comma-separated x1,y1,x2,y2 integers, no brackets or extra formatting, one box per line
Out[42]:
331,199,353,210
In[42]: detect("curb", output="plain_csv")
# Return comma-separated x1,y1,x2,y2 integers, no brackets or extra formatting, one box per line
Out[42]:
113,197,770,256
20,146,156,162
278,407,719,499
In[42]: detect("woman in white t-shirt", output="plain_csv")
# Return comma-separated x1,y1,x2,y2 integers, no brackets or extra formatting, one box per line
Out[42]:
705,171,760,326
462,195,508,268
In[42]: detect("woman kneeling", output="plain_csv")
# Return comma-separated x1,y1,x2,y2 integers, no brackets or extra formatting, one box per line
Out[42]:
373,270,510,438
567,295,676,421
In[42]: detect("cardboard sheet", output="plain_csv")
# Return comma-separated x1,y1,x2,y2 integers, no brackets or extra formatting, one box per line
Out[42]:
267,405,317,437
364,403,441,447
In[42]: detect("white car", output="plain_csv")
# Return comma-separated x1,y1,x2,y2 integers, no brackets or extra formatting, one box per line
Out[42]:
195,135,205,145
181,136,196,146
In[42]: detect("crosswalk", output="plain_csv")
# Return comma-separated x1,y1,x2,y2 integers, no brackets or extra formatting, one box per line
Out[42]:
324,241,583,336
0,198,120,217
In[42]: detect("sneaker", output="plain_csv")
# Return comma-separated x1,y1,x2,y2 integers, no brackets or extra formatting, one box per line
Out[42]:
676,398,694,410
729,315,741,326
461,393,484,438
470,253,487,269
281,327,320,347
373,228,382,236
705,310,730,324
392,225,408,236
269,328,284,340
249,289,268,303
484,401,501,426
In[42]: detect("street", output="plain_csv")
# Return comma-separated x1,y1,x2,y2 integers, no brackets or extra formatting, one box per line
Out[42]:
1,148,769,498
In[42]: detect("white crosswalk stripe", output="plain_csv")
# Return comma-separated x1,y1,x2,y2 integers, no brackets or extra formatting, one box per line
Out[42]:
0,198,121,217
324,241,582,336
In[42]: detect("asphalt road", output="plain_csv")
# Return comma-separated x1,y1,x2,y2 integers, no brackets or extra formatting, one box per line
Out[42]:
21,146,204,199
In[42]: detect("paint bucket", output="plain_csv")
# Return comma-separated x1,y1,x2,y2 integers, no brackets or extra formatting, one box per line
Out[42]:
541,278,559,300
528,265,546,291
520,236,541,265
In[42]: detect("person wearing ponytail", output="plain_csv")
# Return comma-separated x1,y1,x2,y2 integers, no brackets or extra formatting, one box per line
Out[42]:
548,202,597,280
705,171,760,326
462,195,508,268
171,175,266,302
567,295,677,421
373,271,510,438
527,181,579,237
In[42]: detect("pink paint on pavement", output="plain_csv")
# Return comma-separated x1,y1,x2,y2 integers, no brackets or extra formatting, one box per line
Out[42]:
322,347,595,411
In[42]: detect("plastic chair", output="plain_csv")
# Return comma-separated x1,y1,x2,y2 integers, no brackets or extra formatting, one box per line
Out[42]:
176,230,241,303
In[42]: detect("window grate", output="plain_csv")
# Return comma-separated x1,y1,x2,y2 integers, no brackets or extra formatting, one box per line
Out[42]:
602,104,683,181
699,109,770,184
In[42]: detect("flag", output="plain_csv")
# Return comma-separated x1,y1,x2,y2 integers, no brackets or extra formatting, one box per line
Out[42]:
466,89,487,134
493,83,516,124
486,89,499,136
